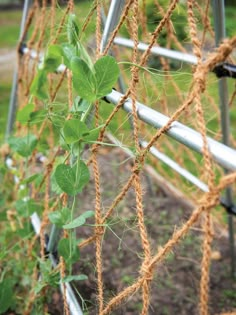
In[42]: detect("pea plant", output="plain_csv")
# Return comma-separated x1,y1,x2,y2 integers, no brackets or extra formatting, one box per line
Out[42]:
0,14,120,313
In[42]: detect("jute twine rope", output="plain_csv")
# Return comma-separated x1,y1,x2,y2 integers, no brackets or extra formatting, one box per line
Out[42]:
9,1,236,314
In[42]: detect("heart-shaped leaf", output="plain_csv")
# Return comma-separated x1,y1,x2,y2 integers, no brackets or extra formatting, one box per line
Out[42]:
8,134,38,157
48,207,70,227
58,238,80,265
0,279,14,313
63,119,89,144
71,57,96,102
16,103,34,124
30,69,48,100
94,56,120,98
54,161,90,196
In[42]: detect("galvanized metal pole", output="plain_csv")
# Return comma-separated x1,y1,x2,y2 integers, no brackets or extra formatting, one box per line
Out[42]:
100,1,127,93
6,0,32,138
100,0,126,53
105,89,236,171
114,37,198,65
212,0,236,276
140,140,209,192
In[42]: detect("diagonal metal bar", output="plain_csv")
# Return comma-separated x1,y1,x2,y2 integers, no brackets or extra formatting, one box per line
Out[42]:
113,36,198,65
139,140,209,192
105,89,236,172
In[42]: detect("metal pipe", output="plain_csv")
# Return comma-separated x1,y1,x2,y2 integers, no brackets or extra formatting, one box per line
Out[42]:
100,0,126,53
6,0,32,138
140,140,209,192
105,89,236,171
212,0,236,276
6,70,18,138
19,0,32,39
47,224,61,254
113,37,198,65
30,213,83,315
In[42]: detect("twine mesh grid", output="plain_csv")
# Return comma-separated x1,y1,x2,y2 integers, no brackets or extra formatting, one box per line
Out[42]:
2,0,236,314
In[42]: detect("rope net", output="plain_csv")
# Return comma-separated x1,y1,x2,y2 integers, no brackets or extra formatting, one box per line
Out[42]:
1,0,236,314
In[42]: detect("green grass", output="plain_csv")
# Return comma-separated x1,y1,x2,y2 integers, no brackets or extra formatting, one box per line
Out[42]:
0,10,21,48
0,83,11,143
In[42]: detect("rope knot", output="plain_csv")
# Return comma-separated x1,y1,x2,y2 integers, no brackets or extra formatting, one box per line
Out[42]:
140,263,153,282
131,68,139,84
193,71,206,92
96,225,105,237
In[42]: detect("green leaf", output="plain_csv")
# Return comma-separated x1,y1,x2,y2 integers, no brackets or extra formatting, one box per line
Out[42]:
8,134,38,157
74,160,90,191
17,222,33,238
58,238,80,264
82,125,103,143
58,238,70,260
34,282,46,295
61,274,88,283
21,173,40,184
94,56,120,98
63,119,89,144
61,43,77,68
76,41,93,69
48,207,70,227
44,45,63,72
67,14,79,46
0,278,14,313
16,103,34,124
50,114,66,128
15,199,43,217
54,161,90,196
71,97,91,113
51,171,64,194
30,69,48,100
29,109,47,124
63,210,94,229
71,57,96,102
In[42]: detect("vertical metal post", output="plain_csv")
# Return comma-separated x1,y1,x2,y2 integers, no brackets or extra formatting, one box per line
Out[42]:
100,1,128,98
6,0,32,138
212,0,235,277
47,224,61,254
100,0,126,53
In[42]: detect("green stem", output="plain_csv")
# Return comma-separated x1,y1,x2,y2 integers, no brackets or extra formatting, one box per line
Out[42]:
68,145,81,275
81,102,94,123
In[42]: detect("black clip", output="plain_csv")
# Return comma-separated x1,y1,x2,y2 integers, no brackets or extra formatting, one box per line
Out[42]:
18,42,27,55
220,197,236,215
213,62,236,79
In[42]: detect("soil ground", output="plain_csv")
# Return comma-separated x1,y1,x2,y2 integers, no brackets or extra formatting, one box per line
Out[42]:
65,146,236,315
